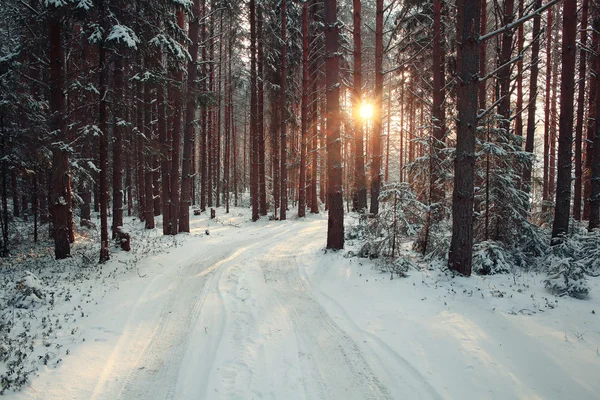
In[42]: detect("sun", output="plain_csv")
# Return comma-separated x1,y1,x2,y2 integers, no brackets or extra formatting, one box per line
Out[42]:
359,102,373,120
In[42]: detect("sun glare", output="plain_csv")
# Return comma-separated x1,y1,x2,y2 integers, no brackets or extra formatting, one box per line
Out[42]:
359,102,373,120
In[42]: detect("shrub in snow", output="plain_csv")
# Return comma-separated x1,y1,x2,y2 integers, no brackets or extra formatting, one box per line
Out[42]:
348,183,425,260
541,237,589,299
574,229,600,277
8,271,45,309
544,257,589,299
472,241,513,275
375,255,417,278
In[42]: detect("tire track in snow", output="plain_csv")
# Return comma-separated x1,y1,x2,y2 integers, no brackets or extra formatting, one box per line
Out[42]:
92,226,286,400
258,223,393,400
116,246,242,400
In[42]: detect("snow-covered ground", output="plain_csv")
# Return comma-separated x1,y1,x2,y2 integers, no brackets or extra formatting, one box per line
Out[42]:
3,207,599,399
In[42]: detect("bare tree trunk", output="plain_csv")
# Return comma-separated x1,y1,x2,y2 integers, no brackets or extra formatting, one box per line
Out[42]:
144,70,155,230
98,1,110,261
258,4,267,216
299,0,308,218
551,0,576,239
369,0,383,215
352,0,367,212
48,13,71,259
448,0,480,276
180,0,202,232
112,54,124,237
588,9,600,230
324,0,344,249
542,7,553,210
279,0,288,221
168,8,184,234
584,9,599,220
573,0,589,220
250,0,259,221
523,0,542,194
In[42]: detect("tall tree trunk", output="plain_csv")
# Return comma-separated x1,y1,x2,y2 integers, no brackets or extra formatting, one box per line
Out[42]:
112,54,124,238
299,1,308,218
574,0,590,220
98,2,110,262
157,49,171,234
584,8,599,220
431,0,446,207
551,0,577,239
324,0,344,249
144,69,155,230
588,9,600,230
250,0,259,221
169,8,184,234
523,0,542,194
370,0,383,215
279,0,288,221
48,13,71,259
515,0,524,139
353,0,367,212
448,0,480,276
258,4,267,216
180,0,202,232
542,7,553,210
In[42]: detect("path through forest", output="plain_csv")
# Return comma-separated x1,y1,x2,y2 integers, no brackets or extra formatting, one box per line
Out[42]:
9,211,599,400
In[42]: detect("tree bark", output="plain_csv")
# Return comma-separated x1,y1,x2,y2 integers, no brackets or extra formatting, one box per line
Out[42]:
369,0,383,215
299,1,308,218
48,13,71,259
448,0,480,276
523,0,542,194
180,0,202,232
573,0,589,220
324,0,344,249
280,0,288,221
551,0,577,239
112,54,124,238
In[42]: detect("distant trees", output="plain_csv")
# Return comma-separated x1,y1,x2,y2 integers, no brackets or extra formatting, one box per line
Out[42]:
0,0,598,264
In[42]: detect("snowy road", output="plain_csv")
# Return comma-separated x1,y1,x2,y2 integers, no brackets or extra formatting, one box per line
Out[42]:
10,211,600,400
85,218,435,400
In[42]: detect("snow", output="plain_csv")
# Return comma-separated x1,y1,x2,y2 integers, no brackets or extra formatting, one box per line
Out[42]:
3,208,599,399
106,25,140,49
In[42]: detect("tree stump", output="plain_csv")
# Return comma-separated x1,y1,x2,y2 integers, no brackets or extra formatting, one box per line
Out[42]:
116,227,131,251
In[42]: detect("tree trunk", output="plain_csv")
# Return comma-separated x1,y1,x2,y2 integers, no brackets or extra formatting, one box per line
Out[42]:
258,5,267,216
144,70,155,230
369,0,383,215
180,0,202,232
324,0,344,249
551,0,577,239
584,9,599,220
542,7,553,210
588,9,600,230
98,3,110,262
352,0,367,212
112,54,124,238
448,0,480,276
250,0,259,221
280,0,288,221
49,14,71,259
298,1,308,218
523,0,542,194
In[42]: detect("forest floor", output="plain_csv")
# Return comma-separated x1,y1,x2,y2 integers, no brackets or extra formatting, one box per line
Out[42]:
2,206,600,399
